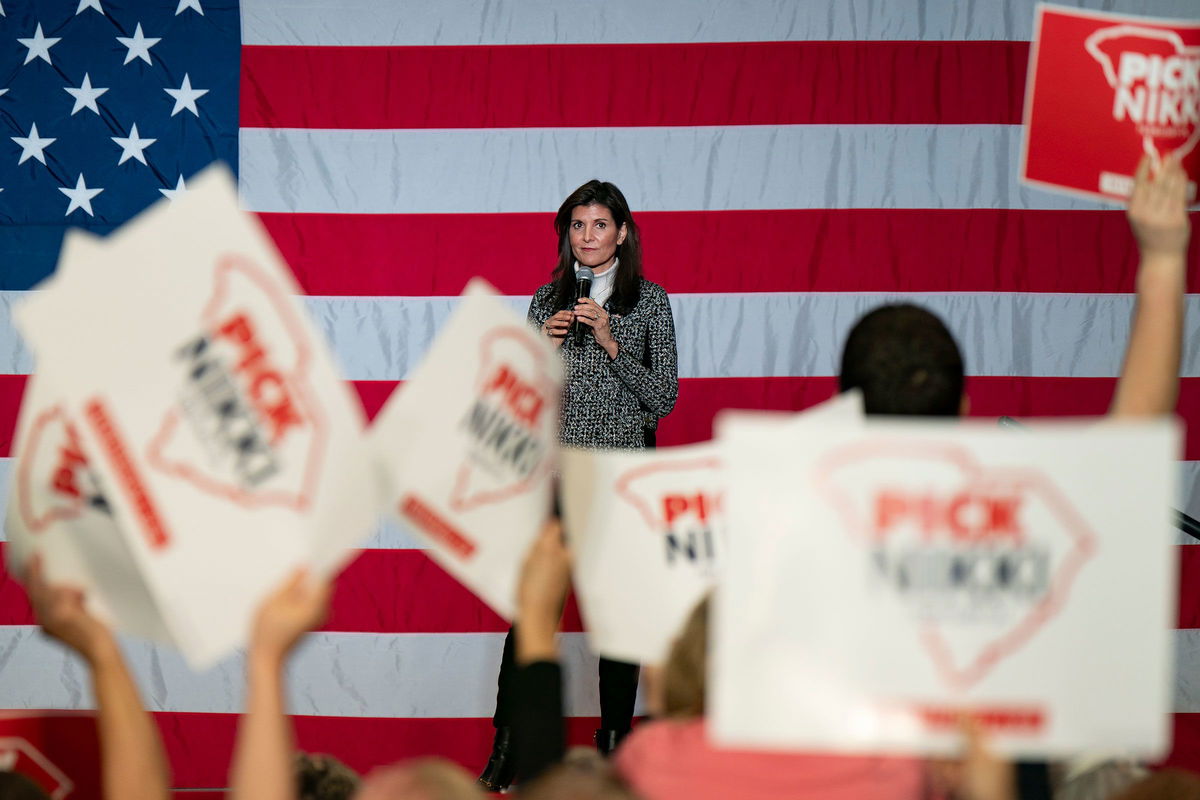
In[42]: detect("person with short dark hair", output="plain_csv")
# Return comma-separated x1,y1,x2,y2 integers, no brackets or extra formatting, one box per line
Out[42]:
838,303,965,418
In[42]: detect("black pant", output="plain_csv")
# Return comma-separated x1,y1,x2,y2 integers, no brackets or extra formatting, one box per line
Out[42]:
492,625,640,733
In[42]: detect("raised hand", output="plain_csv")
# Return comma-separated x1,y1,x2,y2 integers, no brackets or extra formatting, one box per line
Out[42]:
24,555,116,664
1128,154,1191,262
249,568,332,665
572,298,613,345
515,519,571,664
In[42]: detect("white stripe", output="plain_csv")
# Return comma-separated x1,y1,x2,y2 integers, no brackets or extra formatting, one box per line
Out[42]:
3,458,1199,546
0,629,641,718
1174,630,1200,712
242,0,1198,46
5,292,1200,381
238,126,1105,214
1184,461,1200,533
1,624,1196,714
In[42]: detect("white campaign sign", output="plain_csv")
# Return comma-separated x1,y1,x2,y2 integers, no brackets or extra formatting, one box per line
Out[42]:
5,373,173,644
563,441,721,665
562,391,863,665
13,165,378,669
712,417,1179,758
372,278,561,620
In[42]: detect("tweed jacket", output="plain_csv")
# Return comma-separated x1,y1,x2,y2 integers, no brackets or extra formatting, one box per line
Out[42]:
527,279,679,450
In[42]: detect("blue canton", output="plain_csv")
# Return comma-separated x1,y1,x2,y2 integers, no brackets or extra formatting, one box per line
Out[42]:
0,0,239,289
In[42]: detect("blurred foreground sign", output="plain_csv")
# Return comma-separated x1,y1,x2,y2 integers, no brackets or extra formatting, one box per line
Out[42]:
7,166,377,669
562,391,861,664
373,279,561,620
712,417,1179,757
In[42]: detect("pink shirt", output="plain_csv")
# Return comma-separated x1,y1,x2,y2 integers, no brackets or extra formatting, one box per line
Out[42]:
614,719,923,800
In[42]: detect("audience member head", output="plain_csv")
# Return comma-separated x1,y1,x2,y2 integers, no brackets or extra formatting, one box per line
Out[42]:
518,749,643,800
297,752,360,800
838,304,965,417
551,179,643,314
1109,769,1200,800
354,758,483,800
0,771,51,800
659,595,710,718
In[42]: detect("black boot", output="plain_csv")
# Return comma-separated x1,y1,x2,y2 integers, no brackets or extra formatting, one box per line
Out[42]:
477,726,516,792
594,728,626,757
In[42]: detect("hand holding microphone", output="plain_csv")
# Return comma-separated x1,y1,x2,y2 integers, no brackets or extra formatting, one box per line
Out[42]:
570,267,594,346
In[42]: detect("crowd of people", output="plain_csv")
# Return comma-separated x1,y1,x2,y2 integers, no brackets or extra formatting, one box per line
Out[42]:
12,154,1197,800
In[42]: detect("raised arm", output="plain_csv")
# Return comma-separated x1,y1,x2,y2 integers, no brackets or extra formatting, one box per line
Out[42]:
1110,156,1192,418
24,557,170,800
512,519,573,783
230,570,331,800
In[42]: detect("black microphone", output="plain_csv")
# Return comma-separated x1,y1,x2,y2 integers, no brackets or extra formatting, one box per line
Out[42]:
571,267,594,346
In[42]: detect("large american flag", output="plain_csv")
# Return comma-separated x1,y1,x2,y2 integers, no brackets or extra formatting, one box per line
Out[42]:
1,0,1199,793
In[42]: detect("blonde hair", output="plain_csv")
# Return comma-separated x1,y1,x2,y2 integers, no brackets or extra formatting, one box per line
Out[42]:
660,595,710,718
353,758,483,800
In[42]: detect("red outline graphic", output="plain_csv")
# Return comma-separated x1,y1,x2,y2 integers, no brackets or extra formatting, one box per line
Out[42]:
402,494,477,559
449,326,555,512
146,254,327,512
1084,25,1200,163
15,406,86,534
813,440,1097,690
0,737,75,800
613,456,723,532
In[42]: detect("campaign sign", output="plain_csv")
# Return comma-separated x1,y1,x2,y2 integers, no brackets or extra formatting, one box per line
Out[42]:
5,374,172,644
373,279,560,620
562,391,863,664
13,165,378,669
562,442,722,664
711,418,1178,757
0,712,102,800
1021,4,1200,202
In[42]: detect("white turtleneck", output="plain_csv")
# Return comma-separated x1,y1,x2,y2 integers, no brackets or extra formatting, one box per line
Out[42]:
577,258,618,307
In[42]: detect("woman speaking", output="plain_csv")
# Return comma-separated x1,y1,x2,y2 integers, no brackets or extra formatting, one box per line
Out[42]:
477,179,679,791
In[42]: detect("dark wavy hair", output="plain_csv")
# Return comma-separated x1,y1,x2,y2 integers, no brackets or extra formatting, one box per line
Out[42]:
548,180,643,315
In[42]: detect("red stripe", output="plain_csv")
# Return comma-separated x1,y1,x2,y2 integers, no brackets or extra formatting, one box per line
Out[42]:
258,210,1200,297
658,376,1200,458
1160,713,1200,773
4,376,1200,459
1181,546,1200,630
0,542,586,632
241,41,1027,129
0,373,26,459
3,536,1195,632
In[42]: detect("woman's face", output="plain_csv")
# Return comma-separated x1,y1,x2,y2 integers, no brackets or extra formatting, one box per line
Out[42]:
569,203,626,273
